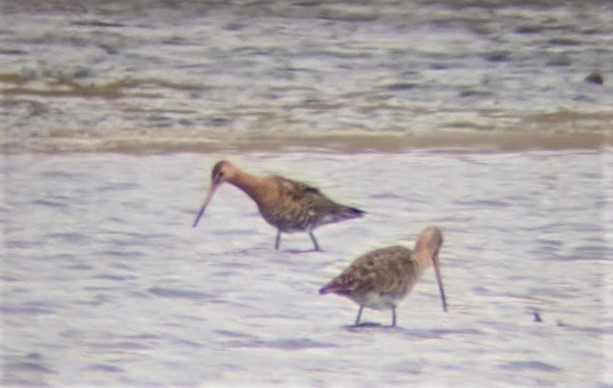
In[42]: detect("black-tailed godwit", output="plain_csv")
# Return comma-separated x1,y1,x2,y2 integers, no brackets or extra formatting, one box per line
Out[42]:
319,226,447,326
193,160,364,251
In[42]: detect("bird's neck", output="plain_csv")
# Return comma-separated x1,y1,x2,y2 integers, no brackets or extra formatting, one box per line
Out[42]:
228,171,269,203
414,249,434,275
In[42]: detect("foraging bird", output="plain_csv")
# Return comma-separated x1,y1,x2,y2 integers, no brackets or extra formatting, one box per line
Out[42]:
192,160,364,251
319,226,447,326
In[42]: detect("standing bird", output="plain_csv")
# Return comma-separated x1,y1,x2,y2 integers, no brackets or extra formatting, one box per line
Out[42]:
319,226,447,327
192,160,364,251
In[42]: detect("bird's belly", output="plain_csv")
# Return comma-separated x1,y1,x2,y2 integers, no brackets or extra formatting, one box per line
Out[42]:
353,291,402,310
259,206,314,232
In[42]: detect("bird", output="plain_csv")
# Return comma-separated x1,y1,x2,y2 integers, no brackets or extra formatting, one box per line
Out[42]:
319,225,447,327
192,160,364,251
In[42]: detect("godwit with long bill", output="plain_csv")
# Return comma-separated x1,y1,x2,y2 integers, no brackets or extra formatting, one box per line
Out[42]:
319,226,447,326
192,160,364,251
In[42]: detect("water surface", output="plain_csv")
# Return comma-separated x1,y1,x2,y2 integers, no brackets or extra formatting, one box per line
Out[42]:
1,0,612,152
2,0,612,385
2,149,612,386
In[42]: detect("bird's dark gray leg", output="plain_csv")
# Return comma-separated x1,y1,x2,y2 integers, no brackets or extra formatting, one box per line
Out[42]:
309,230,321,251
355,306,363,325
391,307,397,327
275,230,281,250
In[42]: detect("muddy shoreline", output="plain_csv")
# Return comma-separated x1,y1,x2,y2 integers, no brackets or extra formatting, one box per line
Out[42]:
3,130,611,154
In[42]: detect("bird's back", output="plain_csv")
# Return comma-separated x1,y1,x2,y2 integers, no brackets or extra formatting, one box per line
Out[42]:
258,176,363,232
319,246,418,308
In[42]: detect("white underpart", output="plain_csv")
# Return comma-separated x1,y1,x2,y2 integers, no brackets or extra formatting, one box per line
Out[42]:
353,291,400,310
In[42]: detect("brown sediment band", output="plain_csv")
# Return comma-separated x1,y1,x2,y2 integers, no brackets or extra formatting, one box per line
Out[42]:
2,130,611,154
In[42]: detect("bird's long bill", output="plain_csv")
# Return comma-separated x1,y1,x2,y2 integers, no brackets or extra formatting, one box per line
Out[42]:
432,253,448,312
192,181,220,227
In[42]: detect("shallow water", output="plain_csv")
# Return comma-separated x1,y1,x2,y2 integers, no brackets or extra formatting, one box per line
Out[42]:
1,0,612,153
1,149,612,386
2,0,612,385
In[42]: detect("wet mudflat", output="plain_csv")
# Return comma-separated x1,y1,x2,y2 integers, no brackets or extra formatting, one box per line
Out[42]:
2,149,611,386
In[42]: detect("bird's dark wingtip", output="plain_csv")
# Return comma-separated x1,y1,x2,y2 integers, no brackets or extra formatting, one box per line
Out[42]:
319,283,350,296
350,207,366,217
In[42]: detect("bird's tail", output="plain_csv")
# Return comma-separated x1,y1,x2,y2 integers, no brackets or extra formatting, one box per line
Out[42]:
337,206,365,220
319,281,350,296
316,205,365,227
319,284,333,295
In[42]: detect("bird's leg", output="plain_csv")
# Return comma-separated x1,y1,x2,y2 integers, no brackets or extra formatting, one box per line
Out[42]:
309,230,321,251
391,307,397,327
355,306,363,325
275,230,281,250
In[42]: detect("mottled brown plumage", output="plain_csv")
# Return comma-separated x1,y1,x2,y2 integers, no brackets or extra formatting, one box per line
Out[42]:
193,160,364,250
319,226,447,326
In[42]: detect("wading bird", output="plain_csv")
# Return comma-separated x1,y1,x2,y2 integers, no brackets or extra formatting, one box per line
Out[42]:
192,160,364,251
319,226,447,326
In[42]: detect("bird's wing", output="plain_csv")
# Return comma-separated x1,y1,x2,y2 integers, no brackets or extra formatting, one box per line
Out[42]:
275,176,364,222
321,246,411,295
276,176,321,198
275,176,337,209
